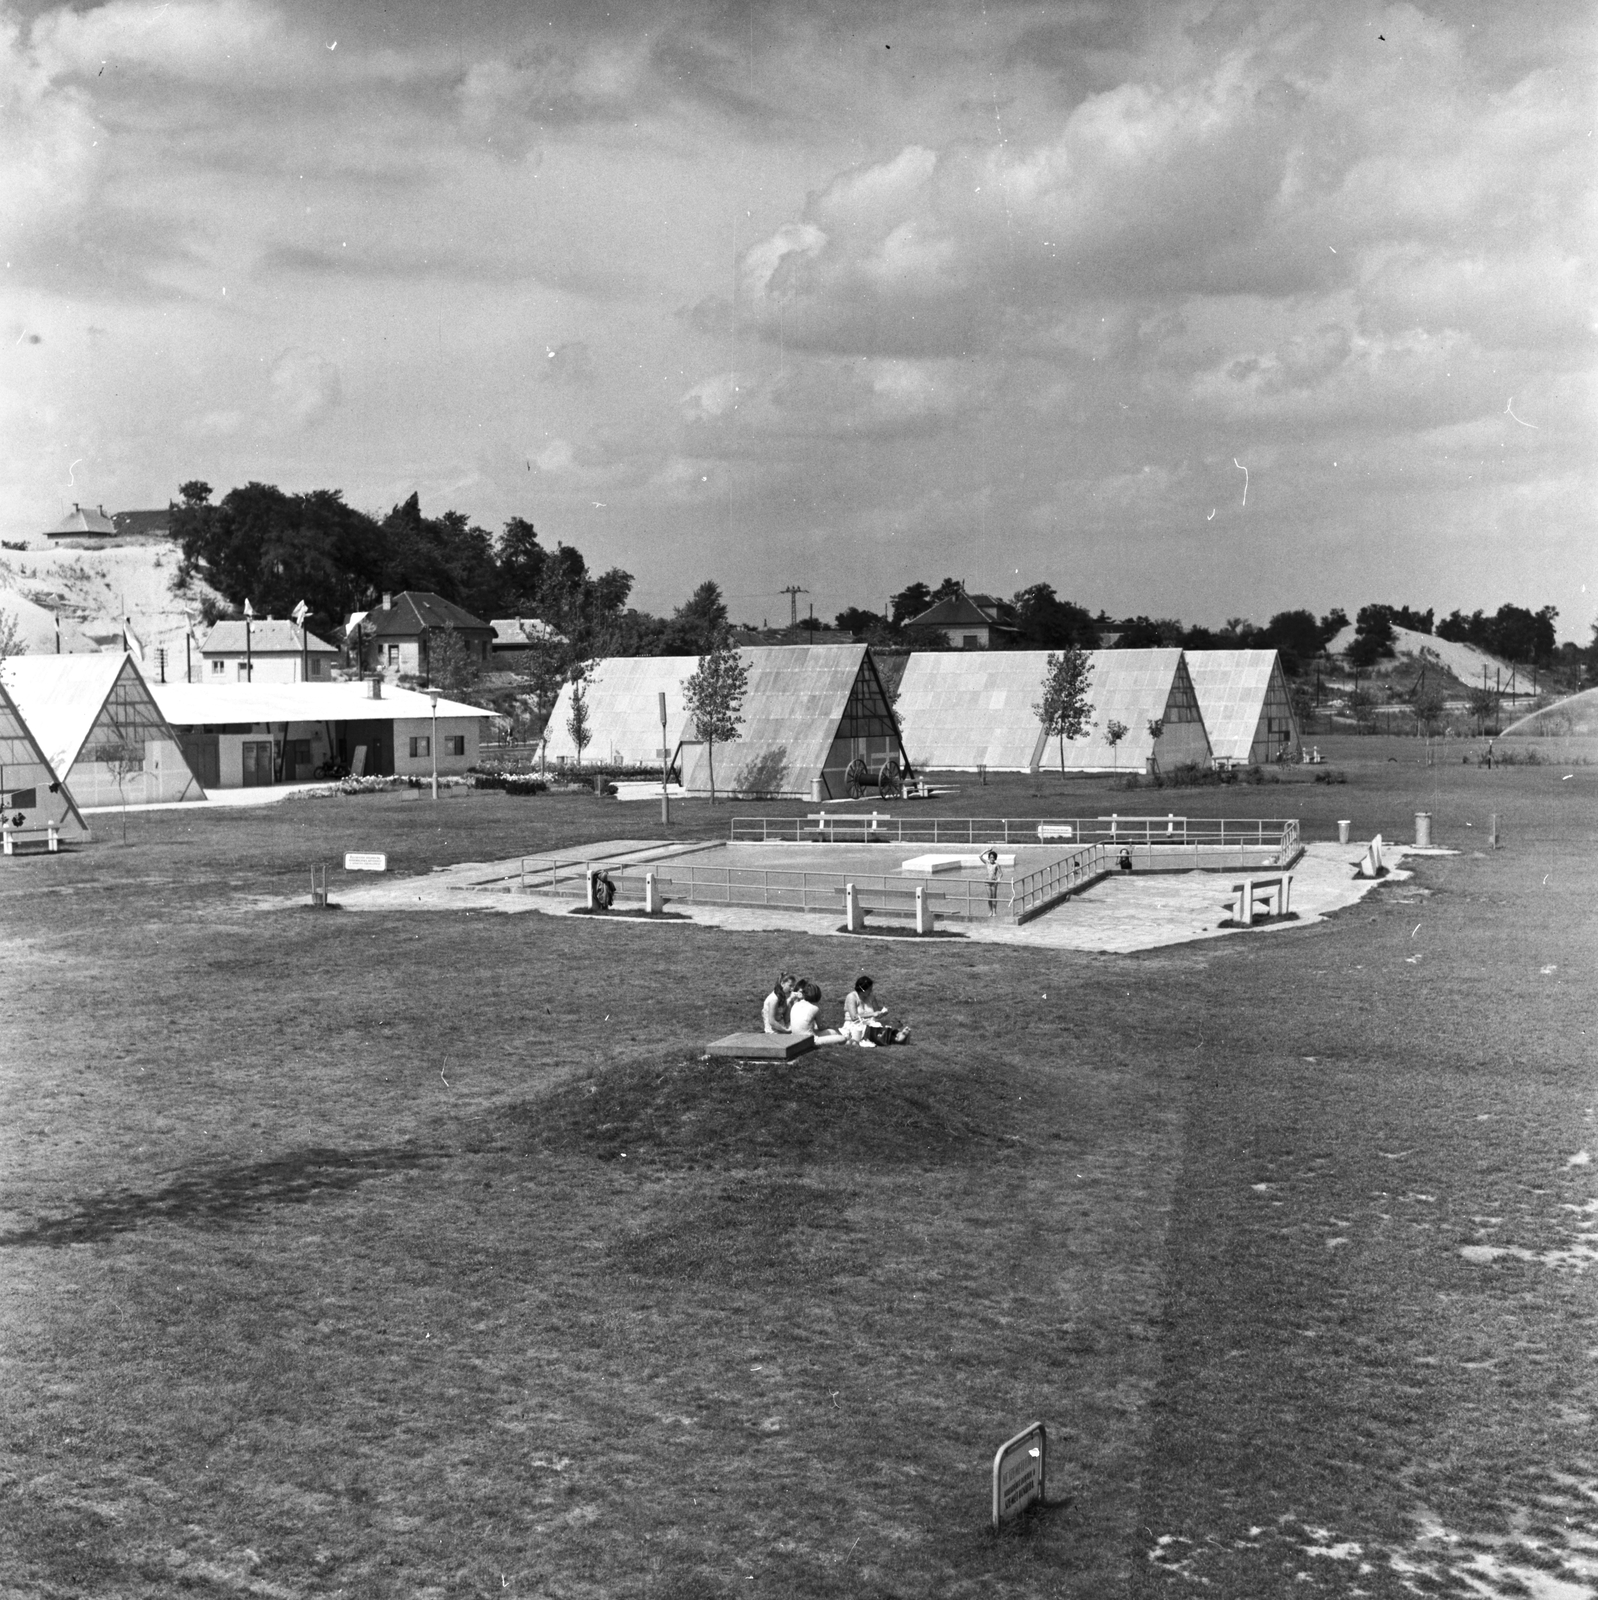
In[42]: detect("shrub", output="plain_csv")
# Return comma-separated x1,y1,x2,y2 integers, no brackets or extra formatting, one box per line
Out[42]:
1313,768,1349,785
472,772,550,795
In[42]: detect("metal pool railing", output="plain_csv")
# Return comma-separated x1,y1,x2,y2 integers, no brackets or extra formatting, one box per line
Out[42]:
517,814,1302,924
1009,843,1116,921
601,862,1002,921
730,813,1303,854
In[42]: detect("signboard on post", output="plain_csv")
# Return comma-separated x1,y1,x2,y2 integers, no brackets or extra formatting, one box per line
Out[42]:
344,852,387,872
992,1421,1047,1530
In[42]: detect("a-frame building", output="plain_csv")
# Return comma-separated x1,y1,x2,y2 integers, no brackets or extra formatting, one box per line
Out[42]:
545,644,910,798
895,648,1212,774
0,680,89,843
676,644,909,799
0,654,205,806
1183,650,1300,767
543,655,699,769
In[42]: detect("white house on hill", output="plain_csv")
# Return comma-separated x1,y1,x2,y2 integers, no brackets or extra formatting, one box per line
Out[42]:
199,618,339,683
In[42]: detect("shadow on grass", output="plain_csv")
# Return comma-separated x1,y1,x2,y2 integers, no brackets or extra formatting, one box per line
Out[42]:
505,1051,1032,1170
0,1143,438,1248
613,1174,857,1284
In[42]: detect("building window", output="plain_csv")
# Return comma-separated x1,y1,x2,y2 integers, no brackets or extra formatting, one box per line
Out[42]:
211,659,225,675
311,657,322,677
962,634,980,649
410,736,431,757
444,734,465,756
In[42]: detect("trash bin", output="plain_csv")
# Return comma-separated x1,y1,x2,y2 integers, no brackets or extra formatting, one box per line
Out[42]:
1337,820,1351,845
1414,812,1431,848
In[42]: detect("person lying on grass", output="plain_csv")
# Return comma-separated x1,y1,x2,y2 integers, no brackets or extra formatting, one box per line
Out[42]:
761,973,796,1033
787,980,844,1045
841,975,910,1047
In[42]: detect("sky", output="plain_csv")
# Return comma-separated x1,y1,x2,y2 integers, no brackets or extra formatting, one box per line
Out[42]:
1,0,1593,635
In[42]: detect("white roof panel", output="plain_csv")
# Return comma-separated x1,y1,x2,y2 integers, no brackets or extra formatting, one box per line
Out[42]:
151,681,491,727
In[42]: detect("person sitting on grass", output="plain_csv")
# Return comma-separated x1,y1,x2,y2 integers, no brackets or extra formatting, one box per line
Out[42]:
761,973,796,1034
842,975,910,1047
787,980,843,1045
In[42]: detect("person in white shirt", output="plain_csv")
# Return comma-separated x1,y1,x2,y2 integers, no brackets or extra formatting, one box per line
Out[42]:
761,974,795,1033
842,975,909,1046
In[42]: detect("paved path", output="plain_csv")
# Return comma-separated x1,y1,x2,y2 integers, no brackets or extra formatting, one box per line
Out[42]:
311,841,1447,955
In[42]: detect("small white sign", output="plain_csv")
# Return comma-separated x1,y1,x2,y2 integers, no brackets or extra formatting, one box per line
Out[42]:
344,852,387,872
992,1421,1047,1530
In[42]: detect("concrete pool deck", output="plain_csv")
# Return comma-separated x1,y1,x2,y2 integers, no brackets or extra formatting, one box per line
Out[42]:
305,839,1450,954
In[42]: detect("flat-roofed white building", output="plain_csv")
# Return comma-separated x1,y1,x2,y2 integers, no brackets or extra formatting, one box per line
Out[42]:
151,679,491,786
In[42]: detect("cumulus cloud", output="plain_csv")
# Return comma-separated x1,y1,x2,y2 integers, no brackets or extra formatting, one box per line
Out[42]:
28,0,287,81
268,348,340,429
0,13,103,255
724,8,1592,363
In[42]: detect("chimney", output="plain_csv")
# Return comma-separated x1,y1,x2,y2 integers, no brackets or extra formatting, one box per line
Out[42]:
368,677,382,700
72,502,80,513
382,592,393,610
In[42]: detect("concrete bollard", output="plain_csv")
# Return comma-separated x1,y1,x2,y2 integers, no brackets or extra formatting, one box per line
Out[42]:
584,864,597,909
1490,812,1500,849
914,883,933,936
644,871,658,915
1337,819,1351,845
845,882,864,933
1415,811,1431,848
811,776,823,804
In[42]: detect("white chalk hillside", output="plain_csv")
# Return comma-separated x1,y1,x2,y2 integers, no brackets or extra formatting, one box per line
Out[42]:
1328,622,1520,687
0,542,222,663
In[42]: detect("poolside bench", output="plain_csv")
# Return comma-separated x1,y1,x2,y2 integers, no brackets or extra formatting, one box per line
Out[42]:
707,1031,815,1061
805,811,893,839
1,821,60,856
1221,873,1293,923
833,882,947,934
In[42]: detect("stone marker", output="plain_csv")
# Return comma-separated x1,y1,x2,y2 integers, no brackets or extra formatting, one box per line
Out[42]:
707,1032,815,1061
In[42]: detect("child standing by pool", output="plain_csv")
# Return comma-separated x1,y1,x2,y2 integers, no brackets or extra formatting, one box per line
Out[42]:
982,846,1002,917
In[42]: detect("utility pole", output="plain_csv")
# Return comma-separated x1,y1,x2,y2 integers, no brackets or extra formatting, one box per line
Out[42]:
778,586,808,628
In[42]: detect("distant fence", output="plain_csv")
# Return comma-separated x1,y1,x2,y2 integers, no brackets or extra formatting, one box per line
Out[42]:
731,814,1300,854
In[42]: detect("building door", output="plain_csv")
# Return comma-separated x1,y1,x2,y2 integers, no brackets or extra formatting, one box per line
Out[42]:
180,734,220,788
285,739,312,780
241,740,273,787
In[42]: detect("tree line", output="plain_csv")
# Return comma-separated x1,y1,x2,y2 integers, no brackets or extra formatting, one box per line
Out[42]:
844,578,1577,677
169,480,739,662
168,481,1583,701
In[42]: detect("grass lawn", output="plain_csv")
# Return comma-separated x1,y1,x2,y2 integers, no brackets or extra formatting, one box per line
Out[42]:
2,745,1594,1598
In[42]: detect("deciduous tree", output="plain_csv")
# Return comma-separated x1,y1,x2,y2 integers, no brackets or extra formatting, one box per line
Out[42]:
1033,648,1094,777
682,635,748,803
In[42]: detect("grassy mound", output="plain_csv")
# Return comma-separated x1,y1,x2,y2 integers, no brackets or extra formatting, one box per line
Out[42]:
506,1049,1036,1170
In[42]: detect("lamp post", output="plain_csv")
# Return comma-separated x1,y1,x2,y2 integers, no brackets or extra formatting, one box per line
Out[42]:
243,598,254,682
658,691,670,824
430,691,439,801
